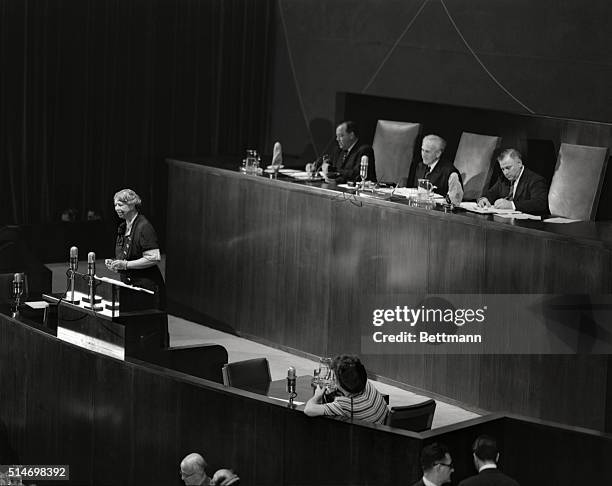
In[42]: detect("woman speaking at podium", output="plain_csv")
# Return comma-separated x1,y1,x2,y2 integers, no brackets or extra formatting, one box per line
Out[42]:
106,188,166,312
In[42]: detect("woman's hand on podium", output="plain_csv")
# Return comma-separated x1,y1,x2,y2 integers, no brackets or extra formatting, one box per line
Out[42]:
106,259,128,272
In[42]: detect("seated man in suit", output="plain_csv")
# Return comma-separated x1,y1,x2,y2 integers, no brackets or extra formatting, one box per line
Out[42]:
411,134,463,204
477,148,549,214
303,354,388,424
458,435,520,486
315,120,376,184
412,442,454,486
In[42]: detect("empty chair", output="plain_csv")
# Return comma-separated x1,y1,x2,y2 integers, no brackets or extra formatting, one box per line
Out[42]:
222,357,271,390
372,120,421,184
453,132,501,200
548,143,609,220
385,399,436,432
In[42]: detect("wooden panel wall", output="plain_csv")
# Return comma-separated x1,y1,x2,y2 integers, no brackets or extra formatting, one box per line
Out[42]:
2,315,612,485
166,160,612,431
0,313,427,485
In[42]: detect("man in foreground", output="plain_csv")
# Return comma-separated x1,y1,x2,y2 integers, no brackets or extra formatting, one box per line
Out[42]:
458,435,520,486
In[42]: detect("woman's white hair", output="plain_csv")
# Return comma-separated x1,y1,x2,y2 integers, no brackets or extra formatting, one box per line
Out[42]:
113,188,142,208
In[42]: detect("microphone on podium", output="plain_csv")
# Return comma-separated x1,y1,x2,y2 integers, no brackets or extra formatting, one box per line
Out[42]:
12,272,24,299
359,155,369,182
12,272,24,316
286,366,296,395
87,252,96,277
69,246,79,273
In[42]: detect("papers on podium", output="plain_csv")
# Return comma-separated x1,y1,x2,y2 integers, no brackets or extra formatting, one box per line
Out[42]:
95,275,155,294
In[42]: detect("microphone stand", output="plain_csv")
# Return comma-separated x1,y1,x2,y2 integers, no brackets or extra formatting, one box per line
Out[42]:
88,272,96,311
65,267,80,304
12,280,23,318
287,366,297,408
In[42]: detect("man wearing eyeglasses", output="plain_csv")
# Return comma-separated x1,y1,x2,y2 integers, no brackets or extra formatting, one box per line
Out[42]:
412,442,454,486
458,435,519,486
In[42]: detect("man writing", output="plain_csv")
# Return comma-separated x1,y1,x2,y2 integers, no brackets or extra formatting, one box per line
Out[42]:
477,148,549,214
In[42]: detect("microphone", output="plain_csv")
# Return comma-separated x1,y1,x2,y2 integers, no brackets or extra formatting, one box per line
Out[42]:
12,273,24,299
272,141,283,167
87,252,96,277
69,246,79,273
360,155,369,180
286,366,296,395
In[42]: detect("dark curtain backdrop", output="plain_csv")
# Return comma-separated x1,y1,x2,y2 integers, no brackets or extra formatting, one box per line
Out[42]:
0,0,274,241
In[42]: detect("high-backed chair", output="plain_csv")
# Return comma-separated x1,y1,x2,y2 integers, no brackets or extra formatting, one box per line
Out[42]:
372,120,421,184
548,143,609,220
453,132,501,200
385,399,436,432
222,357,271,391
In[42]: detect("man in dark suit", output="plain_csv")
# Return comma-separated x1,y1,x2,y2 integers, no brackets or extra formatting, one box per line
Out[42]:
458,435,519,486
412,442,454,486
478,148,549,214
411,134,463,204
323,120,376,184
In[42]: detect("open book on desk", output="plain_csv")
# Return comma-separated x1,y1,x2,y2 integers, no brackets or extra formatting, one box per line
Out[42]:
95,276,155,294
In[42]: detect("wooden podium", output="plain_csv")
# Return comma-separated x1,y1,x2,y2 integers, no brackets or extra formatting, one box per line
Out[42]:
45,291,168,361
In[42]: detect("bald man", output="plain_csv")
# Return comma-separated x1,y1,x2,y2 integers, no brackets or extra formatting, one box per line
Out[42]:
180,453,210,486
180,453,240,486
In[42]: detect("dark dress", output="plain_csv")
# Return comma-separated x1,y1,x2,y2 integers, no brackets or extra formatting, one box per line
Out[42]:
115,213,166,312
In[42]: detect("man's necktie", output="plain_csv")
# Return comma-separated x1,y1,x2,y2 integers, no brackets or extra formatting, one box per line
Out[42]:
342,150,349,163
507,180,516,201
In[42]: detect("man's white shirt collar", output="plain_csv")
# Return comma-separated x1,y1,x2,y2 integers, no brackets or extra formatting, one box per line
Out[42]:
478,463,498,473
345,140,358,154
427,159,440,173
422,476,438,486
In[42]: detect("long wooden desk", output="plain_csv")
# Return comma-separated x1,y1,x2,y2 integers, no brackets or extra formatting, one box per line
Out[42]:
166,159,612,432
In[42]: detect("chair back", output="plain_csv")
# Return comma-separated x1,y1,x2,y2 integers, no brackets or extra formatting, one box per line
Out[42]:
548,143,609,220
372,120,421,184
453,132,501,200
222,357,271,390
385,399,436,432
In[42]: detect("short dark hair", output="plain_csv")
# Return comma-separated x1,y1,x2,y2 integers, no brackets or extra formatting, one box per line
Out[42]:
420,442,450,471
497,148,522,163
339,120,359,138
332,354,367,394
472,435,498,462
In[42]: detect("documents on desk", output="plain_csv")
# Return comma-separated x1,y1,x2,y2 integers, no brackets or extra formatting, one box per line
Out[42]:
278,168,323,181
544,217,581,224
460,202,541,220
459,202,520,215
495,212,541,220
